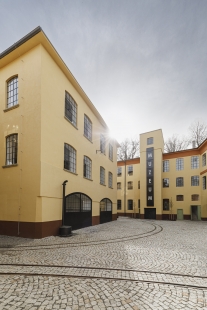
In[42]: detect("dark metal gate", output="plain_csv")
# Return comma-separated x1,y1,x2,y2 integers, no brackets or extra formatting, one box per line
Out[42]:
144,208,156,219
65,193,92,230
100,198,112,224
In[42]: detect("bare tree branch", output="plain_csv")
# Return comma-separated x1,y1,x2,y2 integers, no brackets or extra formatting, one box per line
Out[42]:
164,134,190,153
188,120,207,147
117,138,140,160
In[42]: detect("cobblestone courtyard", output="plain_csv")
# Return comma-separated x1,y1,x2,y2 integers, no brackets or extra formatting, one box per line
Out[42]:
0,217,207,309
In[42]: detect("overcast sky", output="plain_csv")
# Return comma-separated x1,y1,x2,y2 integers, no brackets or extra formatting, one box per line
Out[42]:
1,0,207,143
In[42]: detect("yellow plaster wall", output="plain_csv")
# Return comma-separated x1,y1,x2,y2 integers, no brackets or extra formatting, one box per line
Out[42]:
39,46,117,220
0,45,42,222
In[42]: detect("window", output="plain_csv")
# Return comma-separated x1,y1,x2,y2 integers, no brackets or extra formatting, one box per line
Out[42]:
6,134,18,165
138,181,140,189
117,182,121,190
163,199,169,211
202,153,206,167
109,144,113,161
83,156,92,179
203,176,206,190
163,178,169,188
65,92,77,126
117,200,122,210
191,156,199,169
128,181,133,190
84,115,92,141
64,144,76,173
100,134,105,154
108,172,113,188
176,195,184,201
176,177,184,187
128,165,133,176
176,158,184,170
100,167,105,185
163,160,169,172
191,194,199,201
128,199,133,210
191,176,199,186
117,167,122,176
7,76,18,108
147,137,153,145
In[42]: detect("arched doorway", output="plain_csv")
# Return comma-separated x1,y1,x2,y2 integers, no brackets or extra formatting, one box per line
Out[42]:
100,198,112,224
65,193,92,230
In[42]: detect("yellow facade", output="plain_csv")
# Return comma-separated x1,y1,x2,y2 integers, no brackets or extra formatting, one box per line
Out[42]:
0,27,118,238
117,129,207,220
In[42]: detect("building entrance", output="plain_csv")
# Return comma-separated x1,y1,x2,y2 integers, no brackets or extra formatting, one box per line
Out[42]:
100,198,112,224
144,208,156,219
65,193,92,230
177,209,183,220
191,205,201,220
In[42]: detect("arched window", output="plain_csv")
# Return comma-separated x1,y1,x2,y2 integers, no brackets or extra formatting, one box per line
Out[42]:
7,76,18,108
6,134,18,165
84,114,92,141
65,92,77,126
100,166,105,185
83,156,92,179
64,144,76,173
100,198,112,211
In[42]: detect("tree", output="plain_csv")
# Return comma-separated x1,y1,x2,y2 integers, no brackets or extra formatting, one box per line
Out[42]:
188,120,207,147
117,138,139,161
164,134,190,153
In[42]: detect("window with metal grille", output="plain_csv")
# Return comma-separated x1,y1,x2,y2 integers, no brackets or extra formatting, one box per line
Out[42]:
128,181,133,190
128,199,133,210
128,165,133,175
7,77,18,108
163,160,169,172
66,193,91,212
64,144,76,173
117,200,122,210
191,194,199,201
108,172,113,188
100,166,105,185
84,114,92,141
202,153,206,167
176,158,184,170
176,177,184,187
100,134,105,154
176,195,184,201
6,134,18,165
147,137,153,145
84,156,92,179
163,178,169,187
163,199,169,210
65,92,77,126
100,198,112,211
117,182,121,190
203,176,206,190
191,156,199,169
117,167,122,176
191,176,199,186
109,144,113,161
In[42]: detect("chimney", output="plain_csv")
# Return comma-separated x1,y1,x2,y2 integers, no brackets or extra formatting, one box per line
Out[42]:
192,140,196,148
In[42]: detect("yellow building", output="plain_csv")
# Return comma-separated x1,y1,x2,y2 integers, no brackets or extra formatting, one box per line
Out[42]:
0,27,118,238
117,129,207,220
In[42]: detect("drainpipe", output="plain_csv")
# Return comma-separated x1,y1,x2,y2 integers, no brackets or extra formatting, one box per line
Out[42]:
62,180,68,226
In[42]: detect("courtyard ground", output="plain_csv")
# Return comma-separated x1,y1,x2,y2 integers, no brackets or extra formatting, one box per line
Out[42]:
0,217,207,309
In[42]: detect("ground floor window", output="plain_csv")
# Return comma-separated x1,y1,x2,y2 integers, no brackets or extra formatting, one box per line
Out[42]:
163,199,169,210
117,200,121,210
128,199,133,210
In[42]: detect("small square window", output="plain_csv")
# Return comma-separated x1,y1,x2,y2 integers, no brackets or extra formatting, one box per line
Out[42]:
147,137,153,145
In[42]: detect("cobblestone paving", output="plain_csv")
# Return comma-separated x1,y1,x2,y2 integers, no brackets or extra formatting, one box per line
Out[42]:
0,218,207,309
